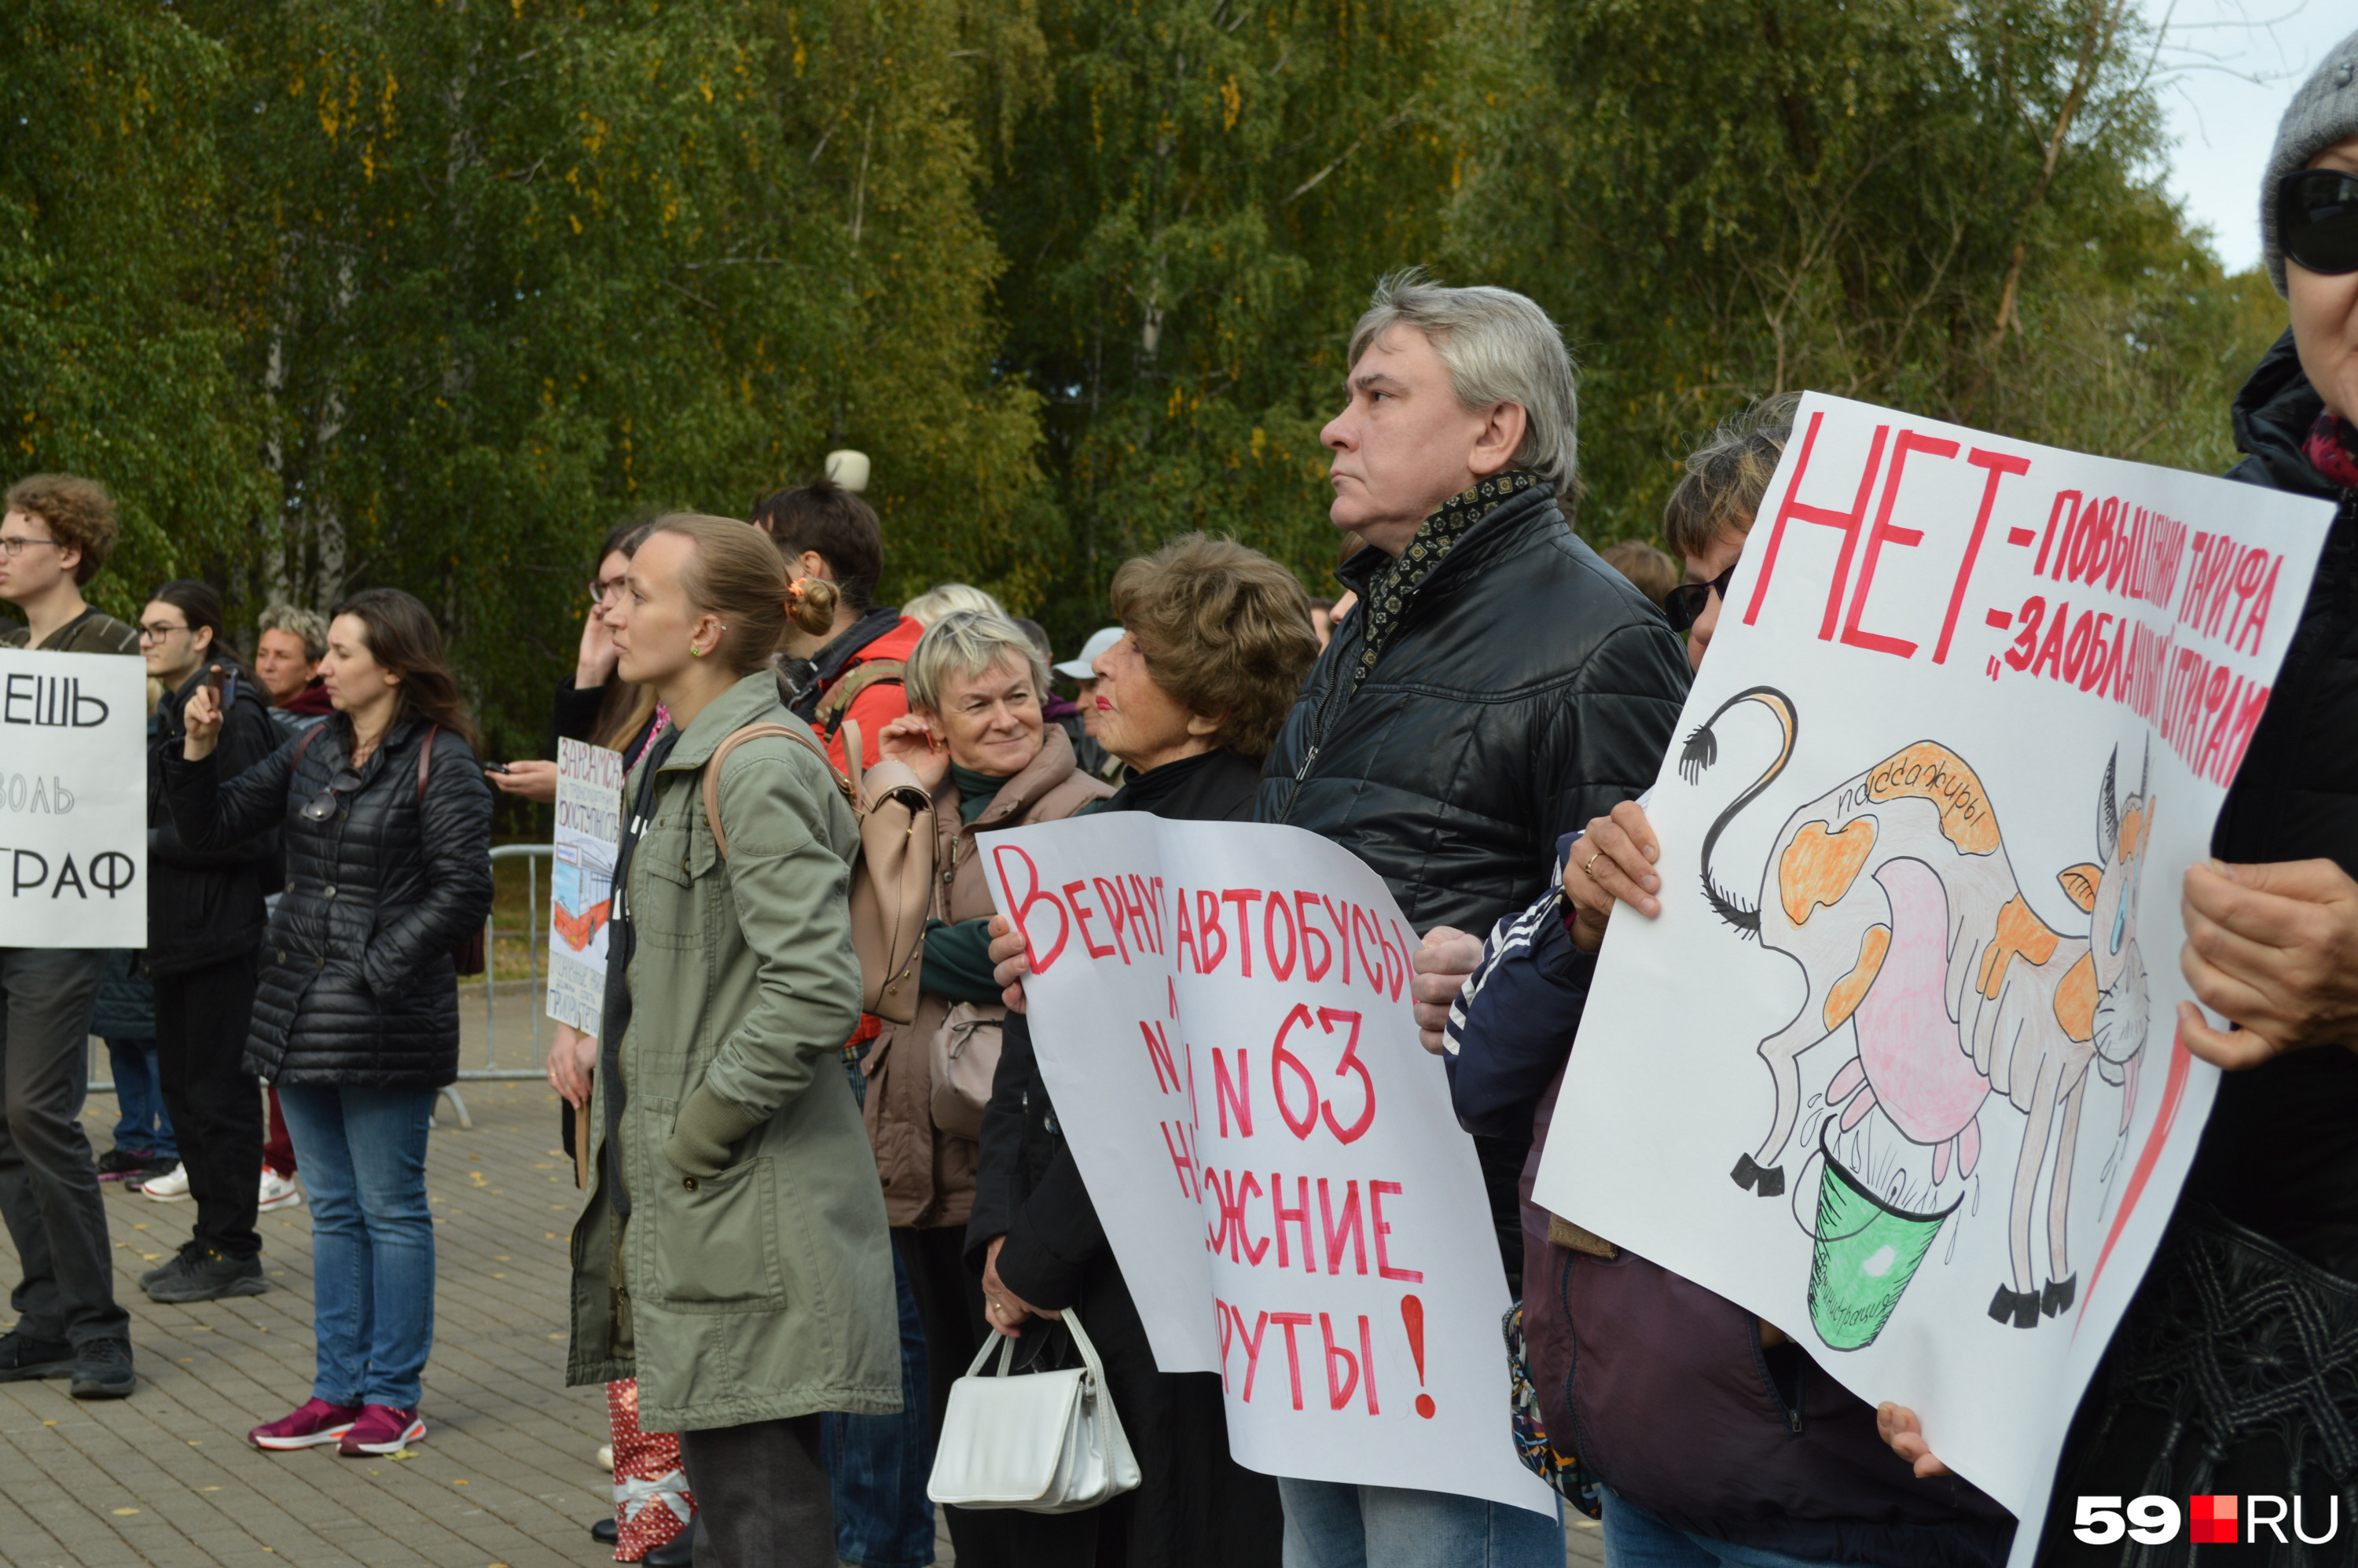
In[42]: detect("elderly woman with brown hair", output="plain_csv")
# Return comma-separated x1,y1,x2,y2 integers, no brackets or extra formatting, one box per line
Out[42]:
969,534,1320,1568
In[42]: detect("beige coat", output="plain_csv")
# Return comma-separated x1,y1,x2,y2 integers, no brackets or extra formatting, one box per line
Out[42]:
859,725,1110,1228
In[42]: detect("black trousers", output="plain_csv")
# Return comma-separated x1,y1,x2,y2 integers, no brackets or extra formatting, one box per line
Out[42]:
152,957,263,1259
677,1414,832,1568
899,1222,1013,1568
0,946,127,1346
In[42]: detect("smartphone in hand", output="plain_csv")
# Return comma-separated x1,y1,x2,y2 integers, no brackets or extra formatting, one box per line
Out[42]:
483,761,512,776
204,664,231,709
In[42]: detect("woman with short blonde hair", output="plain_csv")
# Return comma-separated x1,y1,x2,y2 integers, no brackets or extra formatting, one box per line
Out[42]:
858,607,1111,1563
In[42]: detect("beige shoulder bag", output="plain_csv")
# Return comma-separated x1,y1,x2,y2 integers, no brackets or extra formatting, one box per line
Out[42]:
699,718,935,1023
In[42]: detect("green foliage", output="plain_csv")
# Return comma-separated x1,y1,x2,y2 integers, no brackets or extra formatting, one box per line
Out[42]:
0,0,2294,720
0,0,270,616
987,0,1482,626
1443,0,2289,549
167,0,1050,758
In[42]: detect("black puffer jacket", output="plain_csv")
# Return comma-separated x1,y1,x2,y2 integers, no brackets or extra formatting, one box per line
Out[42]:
1258,480,1692,933
148,665,282,976
1258,479,1692,1286
164,714,494,1089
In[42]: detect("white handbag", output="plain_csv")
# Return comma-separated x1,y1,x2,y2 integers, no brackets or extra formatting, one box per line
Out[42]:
925,1309,1142,1513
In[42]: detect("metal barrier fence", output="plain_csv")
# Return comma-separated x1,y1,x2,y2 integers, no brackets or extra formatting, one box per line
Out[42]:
461,842,554,1080
87,843,557,1126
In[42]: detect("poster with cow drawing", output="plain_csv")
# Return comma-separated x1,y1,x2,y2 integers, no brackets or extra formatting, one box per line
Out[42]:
1533,391,2334,1550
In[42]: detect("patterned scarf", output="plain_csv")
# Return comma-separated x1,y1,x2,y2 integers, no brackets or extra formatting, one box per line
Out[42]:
1352,470,1537,689
2305,411,2358,491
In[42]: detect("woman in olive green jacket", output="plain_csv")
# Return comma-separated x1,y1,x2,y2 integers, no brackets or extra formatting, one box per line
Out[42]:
567,514,898,1568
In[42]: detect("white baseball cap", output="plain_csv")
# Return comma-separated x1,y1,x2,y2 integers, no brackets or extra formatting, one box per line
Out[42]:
1054,626,1124,679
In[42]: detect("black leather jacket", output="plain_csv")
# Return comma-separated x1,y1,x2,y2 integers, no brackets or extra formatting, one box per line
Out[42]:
164,714,494,1089
1258,479,1692,933
1257,480,1691,1283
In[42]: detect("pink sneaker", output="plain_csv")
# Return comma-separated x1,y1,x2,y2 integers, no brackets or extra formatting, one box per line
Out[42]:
338,1404,425,1456
249,1398,362,1450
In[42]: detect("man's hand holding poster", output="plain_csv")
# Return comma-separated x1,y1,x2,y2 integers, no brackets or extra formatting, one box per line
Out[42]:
0,646,144,947
1537,392,2338,1548
982,816,1555,1514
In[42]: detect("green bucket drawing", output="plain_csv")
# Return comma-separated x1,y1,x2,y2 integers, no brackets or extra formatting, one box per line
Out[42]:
1805,1121,1962,1351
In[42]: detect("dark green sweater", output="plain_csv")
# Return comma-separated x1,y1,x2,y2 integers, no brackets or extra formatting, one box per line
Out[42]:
920,763,1019,1003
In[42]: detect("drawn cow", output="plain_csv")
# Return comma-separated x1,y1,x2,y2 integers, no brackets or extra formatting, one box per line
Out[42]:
1683,687,2154,1327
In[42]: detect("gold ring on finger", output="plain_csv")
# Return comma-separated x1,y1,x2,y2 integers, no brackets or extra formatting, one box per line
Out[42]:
1585,851,1604,879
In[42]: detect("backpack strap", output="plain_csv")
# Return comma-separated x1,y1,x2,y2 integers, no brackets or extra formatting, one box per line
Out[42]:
816,659,905,739
701,722,857,861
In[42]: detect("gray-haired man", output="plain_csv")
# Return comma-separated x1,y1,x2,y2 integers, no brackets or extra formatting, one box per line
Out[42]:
1257,273,1693,1565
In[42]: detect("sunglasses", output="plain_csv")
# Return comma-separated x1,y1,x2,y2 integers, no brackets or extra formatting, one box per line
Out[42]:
299,766,365,824
2280,169,2358,277
1664,564,1735,634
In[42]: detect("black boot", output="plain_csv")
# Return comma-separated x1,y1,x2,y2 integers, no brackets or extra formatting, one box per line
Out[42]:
643,1519,696,1566
590,1517,619,1545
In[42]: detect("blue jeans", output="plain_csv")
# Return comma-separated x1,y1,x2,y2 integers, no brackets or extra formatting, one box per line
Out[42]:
1280,1477,1563,1568
1598,1489,1855,1568
102,1037,175,1161
275,1085,436,1410
823,1055,936,1566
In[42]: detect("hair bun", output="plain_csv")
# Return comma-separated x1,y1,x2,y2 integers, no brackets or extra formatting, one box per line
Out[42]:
788,574,839,635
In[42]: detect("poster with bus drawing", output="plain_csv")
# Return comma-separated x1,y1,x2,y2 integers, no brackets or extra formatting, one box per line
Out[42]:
1533,392,2334,1555
546,738,625,1032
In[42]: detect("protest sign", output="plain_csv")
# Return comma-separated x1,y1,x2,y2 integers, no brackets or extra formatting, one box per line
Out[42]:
0,647,145,947
1534,391,2334,1544
546,738,624,1031
983,814,1555,1515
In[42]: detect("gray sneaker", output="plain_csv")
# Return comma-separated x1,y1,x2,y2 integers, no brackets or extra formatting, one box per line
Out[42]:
143,1247,267,1304
70,1338,134,1400
139,1240,201,1291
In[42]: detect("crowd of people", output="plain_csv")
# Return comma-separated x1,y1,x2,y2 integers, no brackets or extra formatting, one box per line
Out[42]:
0,35,2352,1568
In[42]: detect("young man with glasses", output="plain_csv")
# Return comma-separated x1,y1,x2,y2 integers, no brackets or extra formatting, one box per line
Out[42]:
0,474,140,1399
135,582,285,1304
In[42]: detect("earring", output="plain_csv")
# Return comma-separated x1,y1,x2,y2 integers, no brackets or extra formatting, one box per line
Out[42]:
690,645,706,659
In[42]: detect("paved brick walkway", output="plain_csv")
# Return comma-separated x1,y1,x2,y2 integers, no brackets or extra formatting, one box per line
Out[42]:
0,986,1600,1566
0,1077,619,1568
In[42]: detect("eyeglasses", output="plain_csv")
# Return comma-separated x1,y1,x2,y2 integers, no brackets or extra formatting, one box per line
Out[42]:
588,574,627,610
0,535,61,557
137,621,191,643
299,766,365,824
1664,564,1736,634
2280,169,2358,277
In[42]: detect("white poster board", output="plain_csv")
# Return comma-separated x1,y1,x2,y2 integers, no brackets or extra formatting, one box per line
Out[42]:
1535,392,2334,1548
546,737,624,1031
983,815,1555,1515
0,648,145,947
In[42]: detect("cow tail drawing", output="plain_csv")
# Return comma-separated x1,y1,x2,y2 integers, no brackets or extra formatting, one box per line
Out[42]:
1681,686,1798,938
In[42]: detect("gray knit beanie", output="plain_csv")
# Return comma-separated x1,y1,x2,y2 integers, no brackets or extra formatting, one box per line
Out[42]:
2264,26,2358,297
